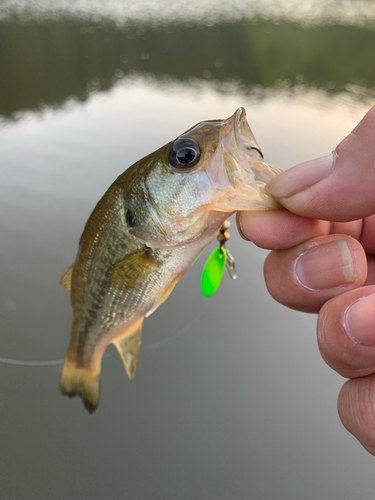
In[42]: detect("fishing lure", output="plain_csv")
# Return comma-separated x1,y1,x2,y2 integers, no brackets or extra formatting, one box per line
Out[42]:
60,107,282,412
201,221,237,297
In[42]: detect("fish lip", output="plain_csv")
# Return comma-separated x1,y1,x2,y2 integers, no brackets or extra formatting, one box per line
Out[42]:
220,106,261,186
233,107,263,161
234,107,247,167
234,107,247,147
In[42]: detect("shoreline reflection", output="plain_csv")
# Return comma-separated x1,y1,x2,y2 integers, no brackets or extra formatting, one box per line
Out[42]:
1,14,375,121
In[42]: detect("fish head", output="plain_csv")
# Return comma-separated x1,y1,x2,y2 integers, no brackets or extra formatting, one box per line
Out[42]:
202,107,283,211
126,107,282,248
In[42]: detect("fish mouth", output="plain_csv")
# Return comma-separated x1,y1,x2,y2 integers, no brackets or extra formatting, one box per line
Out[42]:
234,107,264,162
209,107,282,211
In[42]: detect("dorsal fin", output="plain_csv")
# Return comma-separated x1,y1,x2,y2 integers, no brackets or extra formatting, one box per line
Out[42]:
113,321,143,379
60,264,74,293
109,250,159,289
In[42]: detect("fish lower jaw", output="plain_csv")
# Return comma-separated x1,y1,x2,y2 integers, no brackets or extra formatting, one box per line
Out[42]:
212,190,280,211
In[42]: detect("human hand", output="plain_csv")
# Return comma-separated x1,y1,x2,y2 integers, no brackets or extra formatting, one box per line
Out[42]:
237,105,375,454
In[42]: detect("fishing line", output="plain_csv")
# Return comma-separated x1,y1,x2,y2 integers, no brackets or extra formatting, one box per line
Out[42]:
0,300,208,367
141,298,208,353
0,357,63,367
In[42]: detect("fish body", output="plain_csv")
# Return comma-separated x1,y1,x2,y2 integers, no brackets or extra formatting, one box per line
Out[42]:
60,108,281,412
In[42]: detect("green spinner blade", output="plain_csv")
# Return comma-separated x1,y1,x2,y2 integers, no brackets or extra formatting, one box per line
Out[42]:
201,247,227,297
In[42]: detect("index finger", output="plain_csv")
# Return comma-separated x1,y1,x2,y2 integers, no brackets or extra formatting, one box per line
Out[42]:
237,210,375,254
237,210,330,250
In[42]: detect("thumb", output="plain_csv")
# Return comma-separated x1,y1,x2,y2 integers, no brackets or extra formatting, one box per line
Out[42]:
265,106,375,222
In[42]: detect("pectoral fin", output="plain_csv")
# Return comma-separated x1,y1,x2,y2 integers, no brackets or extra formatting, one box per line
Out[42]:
113,321,143,379
60,264,74,293
109,250,159,289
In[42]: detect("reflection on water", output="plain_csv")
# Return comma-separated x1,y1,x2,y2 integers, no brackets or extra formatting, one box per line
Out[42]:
1,13,375,120
2,0,375,27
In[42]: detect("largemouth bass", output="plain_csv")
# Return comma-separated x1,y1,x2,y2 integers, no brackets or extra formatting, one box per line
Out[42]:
60,107,281,412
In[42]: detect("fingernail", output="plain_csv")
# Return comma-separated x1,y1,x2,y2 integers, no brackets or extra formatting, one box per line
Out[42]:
236,215,251,241
295,239,355,290
344,294,375,346
265,153,334,198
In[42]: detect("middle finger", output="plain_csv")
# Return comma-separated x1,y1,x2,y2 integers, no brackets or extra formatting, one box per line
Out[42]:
263,235,367,313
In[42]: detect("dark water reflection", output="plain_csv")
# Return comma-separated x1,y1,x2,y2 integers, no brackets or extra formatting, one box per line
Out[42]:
1,14,375,120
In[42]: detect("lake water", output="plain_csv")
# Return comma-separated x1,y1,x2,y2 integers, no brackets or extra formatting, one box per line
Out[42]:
1,1,375,499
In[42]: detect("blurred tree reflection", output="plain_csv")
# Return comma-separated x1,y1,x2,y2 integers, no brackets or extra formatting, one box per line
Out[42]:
1,14,375,119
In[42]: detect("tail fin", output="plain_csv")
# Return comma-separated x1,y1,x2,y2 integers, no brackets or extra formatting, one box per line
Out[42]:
60,357,100,413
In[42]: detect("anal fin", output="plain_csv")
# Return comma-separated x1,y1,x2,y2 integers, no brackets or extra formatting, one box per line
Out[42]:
113,321,143,380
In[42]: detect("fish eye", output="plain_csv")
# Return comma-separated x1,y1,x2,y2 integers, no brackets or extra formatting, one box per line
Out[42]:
169,138,201,172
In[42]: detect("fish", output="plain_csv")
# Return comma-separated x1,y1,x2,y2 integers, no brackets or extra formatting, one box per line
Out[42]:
60,107,282,413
